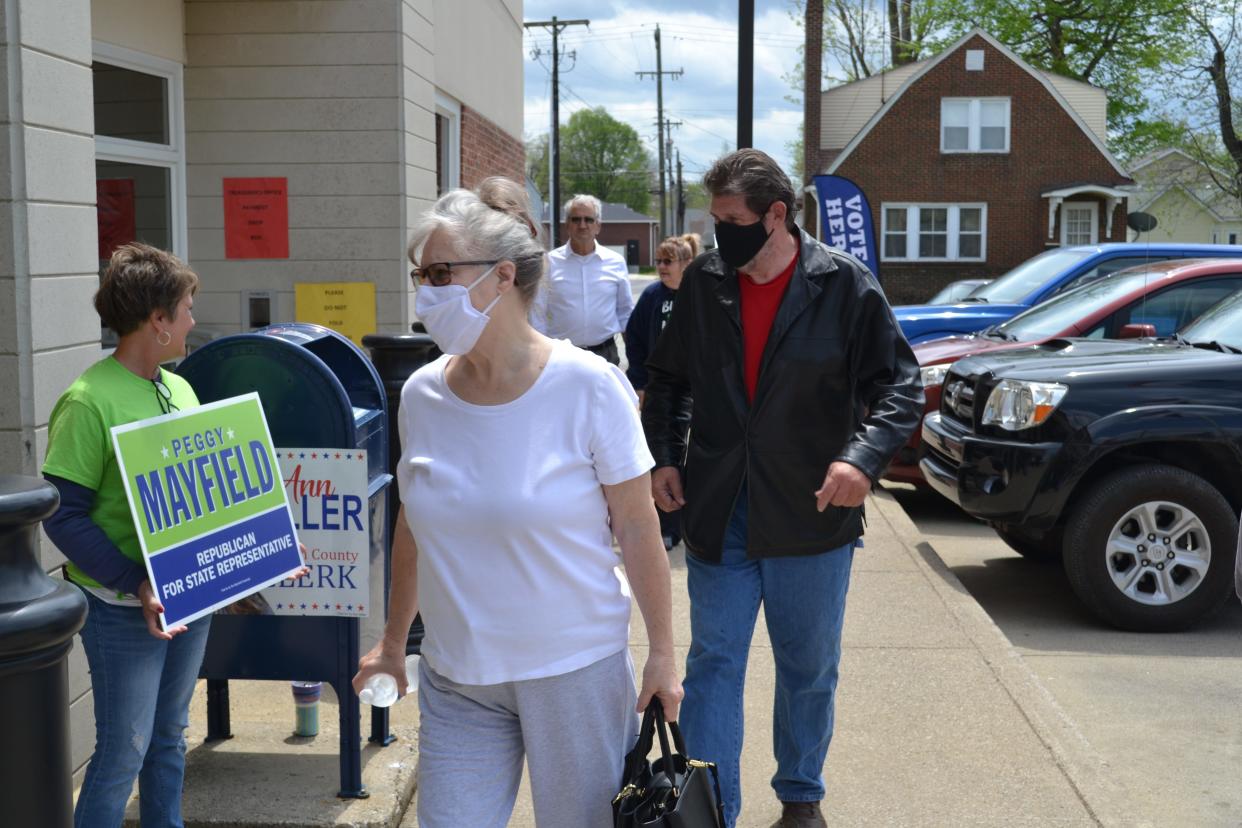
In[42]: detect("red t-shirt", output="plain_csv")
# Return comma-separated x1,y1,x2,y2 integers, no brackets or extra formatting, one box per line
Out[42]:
739,250,799,401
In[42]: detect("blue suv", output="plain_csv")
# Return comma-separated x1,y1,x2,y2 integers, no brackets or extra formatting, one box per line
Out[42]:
894,243,1242,343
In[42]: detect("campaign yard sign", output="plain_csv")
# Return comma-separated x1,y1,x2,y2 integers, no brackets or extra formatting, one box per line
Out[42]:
111,393,303,628
259,449,370,617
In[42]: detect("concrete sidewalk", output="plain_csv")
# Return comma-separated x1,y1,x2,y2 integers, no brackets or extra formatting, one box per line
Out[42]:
129,490,1123,827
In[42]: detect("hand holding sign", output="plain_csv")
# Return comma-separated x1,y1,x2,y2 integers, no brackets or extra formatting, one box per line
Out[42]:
111,394,304,629
138,579,187,640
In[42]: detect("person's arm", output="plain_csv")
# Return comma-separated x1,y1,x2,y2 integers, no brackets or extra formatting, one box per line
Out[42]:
353,505,419,697
615,260,635,330
604,473,683,720
624,289,653,391
43,473,191,638
641,275,695,511
43,474,148,596
818,266,923,508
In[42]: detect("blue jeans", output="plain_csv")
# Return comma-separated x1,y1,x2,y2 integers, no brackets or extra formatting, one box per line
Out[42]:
75,589,211,828
680,492,855,828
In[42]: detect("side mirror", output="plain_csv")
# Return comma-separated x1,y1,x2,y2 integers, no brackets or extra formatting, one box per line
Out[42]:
1119,323,1157,339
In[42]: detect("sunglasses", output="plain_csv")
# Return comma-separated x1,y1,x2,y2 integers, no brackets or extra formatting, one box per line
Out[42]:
410,260,500,288
568,216,597,225
152,378,179,415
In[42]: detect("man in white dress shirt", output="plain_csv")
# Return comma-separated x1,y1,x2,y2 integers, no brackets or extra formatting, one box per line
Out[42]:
532,194,634,364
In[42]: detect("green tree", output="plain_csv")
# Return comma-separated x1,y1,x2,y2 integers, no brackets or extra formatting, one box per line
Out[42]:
524,109,654,215
938,0,1197,159
1151,0,1242,210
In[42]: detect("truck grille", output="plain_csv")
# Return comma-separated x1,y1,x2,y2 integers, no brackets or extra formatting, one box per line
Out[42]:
940,376,976,426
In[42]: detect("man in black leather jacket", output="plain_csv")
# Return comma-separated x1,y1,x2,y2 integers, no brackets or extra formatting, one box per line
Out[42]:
642,150,922,828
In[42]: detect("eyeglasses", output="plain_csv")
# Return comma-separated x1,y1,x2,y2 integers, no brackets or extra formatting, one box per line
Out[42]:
655,258,688,266
410,260,500,288
152,378,179,415
568,216,597,225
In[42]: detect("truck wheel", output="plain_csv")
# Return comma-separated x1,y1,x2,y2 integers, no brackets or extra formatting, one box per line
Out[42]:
993,523,1061,562
1063,464,1238,632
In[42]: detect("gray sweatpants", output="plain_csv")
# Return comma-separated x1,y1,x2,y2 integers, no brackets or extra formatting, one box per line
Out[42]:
415,649,640,828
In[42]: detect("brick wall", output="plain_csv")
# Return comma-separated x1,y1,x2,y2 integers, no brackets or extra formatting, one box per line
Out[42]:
460,105,524,189
830,35,1133,305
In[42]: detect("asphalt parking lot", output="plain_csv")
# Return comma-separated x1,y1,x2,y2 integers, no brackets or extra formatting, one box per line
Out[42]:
885,482,1242,828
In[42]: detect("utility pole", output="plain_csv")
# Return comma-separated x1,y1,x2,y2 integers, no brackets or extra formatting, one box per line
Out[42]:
664,121,675,236
525,16,589,248
738,0,754,148
676,150,685,236
637,25,682,238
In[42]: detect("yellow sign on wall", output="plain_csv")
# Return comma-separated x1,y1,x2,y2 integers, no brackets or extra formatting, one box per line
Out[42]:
294,282,377,347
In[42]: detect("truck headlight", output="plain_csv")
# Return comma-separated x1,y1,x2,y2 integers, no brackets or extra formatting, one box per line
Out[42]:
980,379,1067,431
920,364,951,388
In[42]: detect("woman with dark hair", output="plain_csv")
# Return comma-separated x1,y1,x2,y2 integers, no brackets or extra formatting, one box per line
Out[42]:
625,233,701,550
354,177,682,828
42,242,207,827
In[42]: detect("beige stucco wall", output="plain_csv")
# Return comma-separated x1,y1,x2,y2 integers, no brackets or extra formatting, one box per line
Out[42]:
1,0,106,787
1133,188,1219,243
183,0,435,337
92,0,186,63
432,0,523,140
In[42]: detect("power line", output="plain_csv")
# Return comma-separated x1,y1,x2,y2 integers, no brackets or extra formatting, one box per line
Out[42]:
636,25,684,238
525,16,590,248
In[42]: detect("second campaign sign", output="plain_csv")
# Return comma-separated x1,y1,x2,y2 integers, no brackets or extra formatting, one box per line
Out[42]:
111,392,303,628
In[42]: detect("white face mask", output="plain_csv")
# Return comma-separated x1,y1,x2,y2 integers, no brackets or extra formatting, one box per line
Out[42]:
414,264,502,355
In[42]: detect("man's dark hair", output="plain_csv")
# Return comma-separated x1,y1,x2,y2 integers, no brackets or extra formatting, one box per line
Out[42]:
703,148,797,232
94,243,199,335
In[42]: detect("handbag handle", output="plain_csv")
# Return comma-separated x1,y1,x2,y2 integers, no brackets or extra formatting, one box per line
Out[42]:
622,702,661,784
651,703,675,788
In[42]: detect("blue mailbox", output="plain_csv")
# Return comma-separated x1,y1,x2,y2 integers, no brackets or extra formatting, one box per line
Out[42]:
177,323,393,798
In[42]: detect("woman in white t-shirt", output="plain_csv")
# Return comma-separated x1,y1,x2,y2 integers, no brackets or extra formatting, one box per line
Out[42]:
353,178,682,828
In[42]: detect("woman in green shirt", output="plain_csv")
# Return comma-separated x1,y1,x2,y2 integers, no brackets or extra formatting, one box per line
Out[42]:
42,242,207,828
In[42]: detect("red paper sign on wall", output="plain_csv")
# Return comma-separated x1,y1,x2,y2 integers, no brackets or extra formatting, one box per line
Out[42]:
97,179,136,259
224,177,289,259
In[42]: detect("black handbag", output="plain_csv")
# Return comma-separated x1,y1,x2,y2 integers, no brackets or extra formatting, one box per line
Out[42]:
613,703,725,828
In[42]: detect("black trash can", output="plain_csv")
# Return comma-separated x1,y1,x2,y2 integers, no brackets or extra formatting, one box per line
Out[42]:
360,333,441,656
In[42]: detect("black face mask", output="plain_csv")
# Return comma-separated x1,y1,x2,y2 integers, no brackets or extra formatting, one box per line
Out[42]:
714,216,772,269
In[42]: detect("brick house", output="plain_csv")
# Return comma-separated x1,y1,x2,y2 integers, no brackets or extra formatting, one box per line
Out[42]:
805,30,1135,304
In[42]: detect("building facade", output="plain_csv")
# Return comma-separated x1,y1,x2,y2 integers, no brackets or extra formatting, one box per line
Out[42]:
0,0,524,783
808,31,1134,304
1129,149,1242,244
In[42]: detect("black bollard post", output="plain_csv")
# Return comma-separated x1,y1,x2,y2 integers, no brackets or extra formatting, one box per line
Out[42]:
0,475,89,828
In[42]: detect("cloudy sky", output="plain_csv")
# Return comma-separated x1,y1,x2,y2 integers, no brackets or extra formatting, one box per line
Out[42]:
522,0,806,189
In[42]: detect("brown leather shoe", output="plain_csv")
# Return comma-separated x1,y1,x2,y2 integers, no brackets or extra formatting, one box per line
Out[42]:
769,800,827,827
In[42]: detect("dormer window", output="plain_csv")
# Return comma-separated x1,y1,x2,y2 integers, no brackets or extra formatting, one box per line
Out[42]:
941,98,1010,153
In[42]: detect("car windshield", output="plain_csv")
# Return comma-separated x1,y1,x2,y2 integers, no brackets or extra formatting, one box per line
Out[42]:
1179,290,1242,351
994,269,1163,341
929,281,983,304
968,248,1095,304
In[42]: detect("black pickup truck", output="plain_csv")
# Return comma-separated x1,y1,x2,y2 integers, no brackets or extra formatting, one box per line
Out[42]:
920,291,1242,631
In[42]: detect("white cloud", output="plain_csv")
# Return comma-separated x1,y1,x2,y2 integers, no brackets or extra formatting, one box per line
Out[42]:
522,2,806,191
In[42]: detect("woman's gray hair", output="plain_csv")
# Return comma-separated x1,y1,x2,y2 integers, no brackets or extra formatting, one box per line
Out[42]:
408,177,546,305
563,193,603,223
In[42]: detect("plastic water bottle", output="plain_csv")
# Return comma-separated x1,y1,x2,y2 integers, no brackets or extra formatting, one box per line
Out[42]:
358,654,420,707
